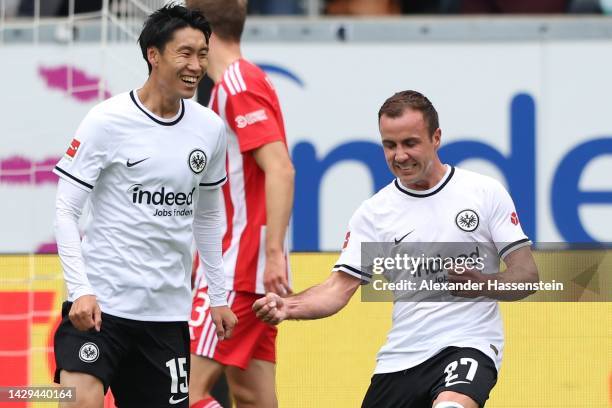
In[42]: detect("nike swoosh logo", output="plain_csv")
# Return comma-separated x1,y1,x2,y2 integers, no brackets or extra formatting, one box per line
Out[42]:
169,395,188,405
393,229,414,245
445,380,471,386
126,158,149,167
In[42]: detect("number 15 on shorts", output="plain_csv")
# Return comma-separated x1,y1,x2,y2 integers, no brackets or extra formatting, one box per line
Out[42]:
166,357,188,394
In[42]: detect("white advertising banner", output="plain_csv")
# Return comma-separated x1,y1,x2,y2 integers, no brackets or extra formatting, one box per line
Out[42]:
1,41,611,252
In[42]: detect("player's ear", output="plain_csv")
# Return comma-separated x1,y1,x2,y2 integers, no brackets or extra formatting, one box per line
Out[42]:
432,128,442,149
147,47,160,70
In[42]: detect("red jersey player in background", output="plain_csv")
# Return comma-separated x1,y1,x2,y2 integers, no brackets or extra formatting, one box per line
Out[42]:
186,1,295,407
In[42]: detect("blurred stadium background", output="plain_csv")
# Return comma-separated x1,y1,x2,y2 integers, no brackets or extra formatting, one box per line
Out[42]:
0,0,610,407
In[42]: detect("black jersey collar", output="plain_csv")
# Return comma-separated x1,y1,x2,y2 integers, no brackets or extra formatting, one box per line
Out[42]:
130,90,185,126
394,165,455,198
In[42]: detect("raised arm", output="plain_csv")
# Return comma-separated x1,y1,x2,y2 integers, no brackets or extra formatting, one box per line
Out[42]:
253,272,361,325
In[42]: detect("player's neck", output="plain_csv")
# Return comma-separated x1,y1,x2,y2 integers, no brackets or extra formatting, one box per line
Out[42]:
207,34,242,83
137,81,181,119
401,160,448,191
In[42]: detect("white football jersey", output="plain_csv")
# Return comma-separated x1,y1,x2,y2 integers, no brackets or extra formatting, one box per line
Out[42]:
54,90,227,321
333,165,530,374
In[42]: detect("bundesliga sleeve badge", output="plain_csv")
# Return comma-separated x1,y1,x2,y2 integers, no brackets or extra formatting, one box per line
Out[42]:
342,231,351,250
510,211,520,225
65,138,81,160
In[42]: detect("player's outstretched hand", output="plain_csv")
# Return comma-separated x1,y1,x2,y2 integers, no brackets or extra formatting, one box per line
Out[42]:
252,293,287,325
210,306,237,341
69,295,102,332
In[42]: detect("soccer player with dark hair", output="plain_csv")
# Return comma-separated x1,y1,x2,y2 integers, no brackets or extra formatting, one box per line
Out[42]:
52,5,236,407
254,90,539,408
185,0,295,407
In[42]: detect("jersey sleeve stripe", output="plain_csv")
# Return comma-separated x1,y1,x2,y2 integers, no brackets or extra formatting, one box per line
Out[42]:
223,71,236,95
233,62,247,91
199,176,227,187
498,238,531,259
208,87,216,109
53,166,94,190
332,263,373,279
228,65,243,93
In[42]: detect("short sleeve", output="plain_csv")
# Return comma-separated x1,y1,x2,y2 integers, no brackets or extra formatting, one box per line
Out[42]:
332,203,378,283
53,110,109,192
199,122,227,190
224,88,284,153
486,180,531,259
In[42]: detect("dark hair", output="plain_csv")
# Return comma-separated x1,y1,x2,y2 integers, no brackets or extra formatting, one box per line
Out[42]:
378,90,439,139
187,0,246,42
138,4,212,74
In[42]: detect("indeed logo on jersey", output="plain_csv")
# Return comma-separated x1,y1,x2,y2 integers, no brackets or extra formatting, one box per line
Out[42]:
127,184,195,216
234,109,267,128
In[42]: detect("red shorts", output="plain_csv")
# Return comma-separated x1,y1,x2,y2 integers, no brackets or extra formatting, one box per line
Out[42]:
189,288,277,370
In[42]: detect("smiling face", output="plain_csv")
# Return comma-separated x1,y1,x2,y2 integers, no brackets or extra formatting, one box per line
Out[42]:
380,108,443,190
148,26,208,99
